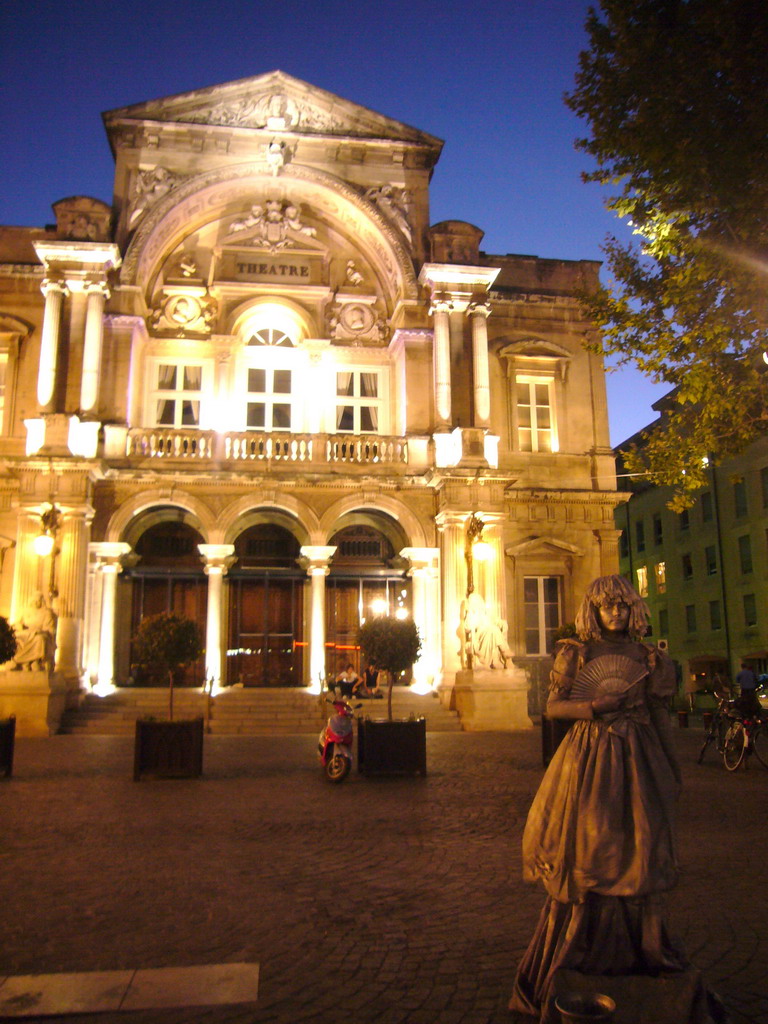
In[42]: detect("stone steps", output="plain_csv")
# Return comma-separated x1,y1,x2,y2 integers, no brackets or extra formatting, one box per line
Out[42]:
58,687,462,735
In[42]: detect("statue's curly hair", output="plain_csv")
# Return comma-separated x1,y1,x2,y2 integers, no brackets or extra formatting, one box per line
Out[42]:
574,574,650,642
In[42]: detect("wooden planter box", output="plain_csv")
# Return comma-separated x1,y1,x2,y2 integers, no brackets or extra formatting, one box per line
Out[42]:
0,715,15,778
358,717,427,776
133,717,204,781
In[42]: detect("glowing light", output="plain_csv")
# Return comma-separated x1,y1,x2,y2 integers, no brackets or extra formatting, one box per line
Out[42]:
472,541,493,561
410,680,434,696
395,607,409,620
92,680,117,698
33,532,55,557
370,598,388,616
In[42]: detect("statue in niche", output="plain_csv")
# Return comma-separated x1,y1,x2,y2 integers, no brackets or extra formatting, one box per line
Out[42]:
509,574,723,1023
460,591,512,670
365,184,413,242
10,592,57,671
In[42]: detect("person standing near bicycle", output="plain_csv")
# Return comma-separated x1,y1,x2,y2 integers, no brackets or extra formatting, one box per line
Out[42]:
736,661,761,717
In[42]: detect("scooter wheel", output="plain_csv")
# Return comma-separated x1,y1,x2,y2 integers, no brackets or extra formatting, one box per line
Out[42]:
326,753,351,782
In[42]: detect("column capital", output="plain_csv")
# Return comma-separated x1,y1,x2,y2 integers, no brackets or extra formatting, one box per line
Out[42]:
399,546,440,576
198,543,236,575
428,297,454,316
90,541,131,571
468,299,492,319
41,276,68,298
299,545,337,575
84,278,111,299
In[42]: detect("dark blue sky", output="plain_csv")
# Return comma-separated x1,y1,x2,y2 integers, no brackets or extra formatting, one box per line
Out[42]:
0,0,668,443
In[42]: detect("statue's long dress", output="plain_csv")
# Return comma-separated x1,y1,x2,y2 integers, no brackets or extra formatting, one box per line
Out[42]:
510,636,691,1018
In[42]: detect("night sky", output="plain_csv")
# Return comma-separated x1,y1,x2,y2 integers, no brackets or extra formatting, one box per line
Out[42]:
0,0,669,444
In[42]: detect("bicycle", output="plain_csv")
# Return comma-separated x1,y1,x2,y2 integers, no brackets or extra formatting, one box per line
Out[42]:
722,711,768,771
697,689,740,764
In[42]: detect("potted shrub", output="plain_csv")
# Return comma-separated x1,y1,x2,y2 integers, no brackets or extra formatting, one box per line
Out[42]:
0,616,17,777
357,616,426,776
131,613,204,780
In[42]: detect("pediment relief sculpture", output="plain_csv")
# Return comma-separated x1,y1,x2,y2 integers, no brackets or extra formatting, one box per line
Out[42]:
149,288,217,337
364,185,412,243
223,199,323,253
129,166,186,229
184,91,348,135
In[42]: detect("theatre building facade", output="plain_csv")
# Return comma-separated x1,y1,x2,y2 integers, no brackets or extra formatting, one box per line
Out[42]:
0,72,622,733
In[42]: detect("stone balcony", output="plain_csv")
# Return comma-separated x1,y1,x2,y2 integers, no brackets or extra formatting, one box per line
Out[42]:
105,425,426,473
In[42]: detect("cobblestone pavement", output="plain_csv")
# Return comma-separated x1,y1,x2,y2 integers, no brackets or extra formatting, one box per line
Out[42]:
0,722,766,1024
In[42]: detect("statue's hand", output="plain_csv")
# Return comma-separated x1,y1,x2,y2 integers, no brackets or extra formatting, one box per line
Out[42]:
591,692,624,715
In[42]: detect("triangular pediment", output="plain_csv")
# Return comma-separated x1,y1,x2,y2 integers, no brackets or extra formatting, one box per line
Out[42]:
103,70,443,149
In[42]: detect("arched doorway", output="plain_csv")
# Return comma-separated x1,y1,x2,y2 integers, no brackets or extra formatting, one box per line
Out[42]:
325,522,411,680
119,516,207,686
226,522,304,686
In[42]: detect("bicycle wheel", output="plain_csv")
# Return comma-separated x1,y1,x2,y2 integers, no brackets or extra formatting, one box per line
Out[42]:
723,721,746,771
752,723,768,769
716,716,730,753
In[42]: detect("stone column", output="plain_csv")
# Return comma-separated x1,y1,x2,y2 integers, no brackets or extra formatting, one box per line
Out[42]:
435,512,467,680
55,507,92,688
80,281,109,416
468,301,492,429
431,298,453,429
11,511,48,622
300,546,337,688
90,542,131,690
38,279,67,410
475,515,508,625
198,544,236,689
400,547,441,688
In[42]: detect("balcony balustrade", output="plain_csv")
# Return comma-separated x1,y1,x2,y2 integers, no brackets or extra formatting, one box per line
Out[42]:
120,427,412,469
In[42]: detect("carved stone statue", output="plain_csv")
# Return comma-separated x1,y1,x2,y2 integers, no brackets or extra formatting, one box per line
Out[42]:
10,592,57,671
365,184,413,242
460,591,512,670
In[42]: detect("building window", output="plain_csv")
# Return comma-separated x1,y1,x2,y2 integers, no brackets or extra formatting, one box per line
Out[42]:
743,593,757,628
701,491,713,522
619,530,629,560
658,607,669,637
685,604,697,633
151,362,204,428
738,534,753,575
709,600,722,631
704,545,717,576
733,477,748,518
335,370,383,433
681,553,693,580
654,562,666,594
516,377,556,452
246,367,292,430
523,576,562,655
636,566,648,598
635,520,645,553
679,508,690,532
652,513,663,546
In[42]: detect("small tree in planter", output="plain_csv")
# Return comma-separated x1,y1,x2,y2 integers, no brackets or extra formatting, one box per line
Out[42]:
358,616,422,720
357,616,425,775
132,613,203,721
0,617,17,777
131,613,204,780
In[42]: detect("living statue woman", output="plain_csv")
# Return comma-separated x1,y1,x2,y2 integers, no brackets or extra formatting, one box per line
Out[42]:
510,575,722,1023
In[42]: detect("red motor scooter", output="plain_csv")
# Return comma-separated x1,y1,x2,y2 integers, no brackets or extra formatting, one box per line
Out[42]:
318,695,360,782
